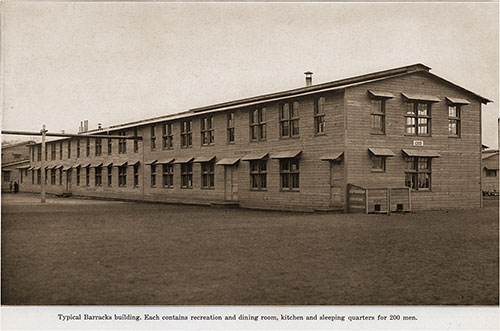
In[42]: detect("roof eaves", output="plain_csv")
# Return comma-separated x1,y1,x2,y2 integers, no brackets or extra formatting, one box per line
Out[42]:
425,72,492,104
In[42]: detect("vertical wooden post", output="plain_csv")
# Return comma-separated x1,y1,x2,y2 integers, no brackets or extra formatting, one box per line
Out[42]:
387,188,391,215
40,125,46,203
346,184,351,213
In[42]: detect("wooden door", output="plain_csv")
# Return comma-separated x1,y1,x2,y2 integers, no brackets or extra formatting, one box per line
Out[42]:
224,166,238,201
66,169,72,192
330,161,343,206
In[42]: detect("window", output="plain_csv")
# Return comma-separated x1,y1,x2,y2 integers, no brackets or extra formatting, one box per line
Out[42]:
201,116,214,145
118,166,127,186
3,171,10,182
37,145,41,161
31,146,34,161
59,142,63,160
201,161,215,189
280,158,300,190
85,167,90,186
50,169,56,185
107,165,113,186
45,169,48,184
134,164,139,187
405,102,431,135
76,167,81,186
250,160,267,190
371,99,386,134
107,138,112,155
59,168,63,185
371,155,386,171
134,128,139,153
314,96,326,134
181,162,193,188
67,140,71,159
95,166,102,186
448,105,461,137
181,120,192,148
163,164,174,188
227,112,235,143
86,138,90,156
280,101,299,138
150,126,156,150
37,169,41,185
485,169,497,177
151,164,156,187
51,144,56,160
95,138,102,156
405,157,431,190
119,131,127,154
32,170,35,184
250,108,266,141
162,123,173,149
76,139,81,158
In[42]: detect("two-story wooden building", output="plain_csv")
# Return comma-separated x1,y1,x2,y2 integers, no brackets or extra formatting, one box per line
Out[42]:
20,64,492,212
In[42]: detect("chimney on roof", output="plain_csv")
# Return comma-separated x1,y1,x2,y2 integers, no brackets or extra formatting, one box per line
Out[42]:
304,71,313,87
97,123,102,130
84,120,88,133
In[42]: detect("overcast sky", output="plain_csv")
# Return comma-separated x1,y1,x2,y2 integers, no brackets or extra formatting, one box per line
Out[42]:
2,2,499,148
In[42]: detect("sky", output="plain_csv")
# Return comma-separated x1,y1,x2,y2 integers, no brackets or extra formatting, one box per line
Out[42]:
2,2,499,148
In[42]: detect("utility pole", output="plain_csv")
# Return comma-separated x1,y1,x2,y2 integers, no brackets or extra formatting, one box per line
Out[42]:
40,125,47,203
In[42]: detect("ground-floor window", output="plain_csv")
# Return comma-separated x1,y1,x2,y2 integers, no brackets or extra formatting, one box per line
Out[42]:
118,166,127,187
485,169,498,177
405,157,431,190
50,169,56,185
163,164,174,188
280,158,300,191
37,169,41,185
85,167,90,186
181,162,193,188
59,168,63,185
151,164,156,187
32,170,35,184
3,171,10,182
371,155,386,171
107,165,112,186
250,160,267,190
76,167,81,186
134,164,139,187
201,161,215,189
95,166,102,186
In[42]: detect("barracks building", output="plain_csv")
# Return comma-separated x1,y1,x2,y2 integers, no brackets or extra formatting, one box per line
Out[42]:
21,64,492,212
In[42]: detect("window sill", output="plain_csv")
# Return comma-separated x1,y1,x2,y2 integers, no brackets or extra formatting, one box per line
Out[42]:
404,134,432,137
163,186,174,189
180,146,193,149
314,133,326,137
448,135,461,138
250,139,267,143
280,189,300,192
250,188,267,191
181,187,193,189
371,169,385,173
201,187,215,190
370,132,386,135
201,144,215,147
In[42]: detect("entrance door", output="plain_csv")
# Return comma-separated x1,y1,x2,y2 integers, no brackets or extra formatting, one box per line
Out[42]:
224,166,238,201
330,161,343,206
66,169,72,192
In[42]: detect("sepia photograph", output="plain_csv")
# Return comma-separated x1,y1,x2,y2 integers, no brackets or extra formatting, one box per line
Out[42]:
1,1,499,330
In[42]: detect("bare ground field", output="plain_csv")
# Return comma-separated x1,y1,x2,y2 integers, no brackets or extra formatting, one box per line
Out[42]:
1,193,498,305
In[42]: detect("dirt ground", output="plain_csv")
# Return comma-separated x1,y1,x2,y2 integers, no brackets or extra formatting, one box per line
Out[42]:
1,193,498,305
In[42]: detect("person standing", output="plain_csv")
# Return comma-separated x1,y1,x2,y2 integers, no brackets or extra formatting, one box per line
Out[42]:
13,180,19,193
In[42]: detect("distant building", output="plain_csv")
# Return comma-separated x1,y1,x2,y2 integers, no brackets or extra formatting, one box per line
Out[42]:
21,64,492,211
1,140,35,192
482,149,499,195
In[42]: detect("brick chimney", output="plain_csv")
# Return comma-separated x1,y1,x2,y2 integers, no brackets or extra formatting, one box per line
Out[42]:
304,71,313,87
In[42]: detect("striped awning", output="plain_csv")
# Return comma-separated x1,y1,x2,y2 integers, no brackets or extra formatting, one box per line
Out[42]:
368,90,395,99
402,93,440,103
241,152,269,161
216,158,240,166
271,150,302,159
446,97,470,105
402,149,441,158
320,152,344,161
368,148,396,157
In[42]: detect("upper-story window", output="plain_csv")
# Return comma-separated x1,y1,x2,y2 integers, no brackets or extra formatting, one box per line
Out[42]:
201,116,214,146
95,138,102,156
162,123,173,149
59,142,63,160
227,112,235,143
133,129,139,153
181,120,192,148
314,97,326,135
51,143,56,160
250,108,266,141
76,139,81,158
45,145,48,161
37,145,41,161
107,138,112,155
118,131,127,154
371,99,386,134
448,105,461,137
150,126,156,151
67,140,71,159
280,101,299,138
85,138,90,156
405,102,431,136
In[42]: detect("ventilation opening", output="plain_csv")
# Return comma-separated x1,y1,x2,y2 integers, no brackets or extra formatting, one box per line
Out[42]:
374,204,381,212
396,203,404,212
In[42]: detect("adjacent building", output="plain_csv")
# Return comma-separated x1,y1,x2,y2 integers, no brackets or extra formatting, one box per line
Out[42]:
20,64,492,211
482,149,499,195
1,140,35,192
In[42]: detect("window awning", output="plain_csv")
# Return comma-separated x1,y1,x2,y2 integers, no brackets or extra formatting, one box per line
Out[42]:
62,165,72,171
402,93,440,103
402,149,441,158
33,166,41,170
91,163,103,168
368,90,395,99
15,165,31,169
103,161,113,167
128,161,140,166
114,161,127,167
271,150,302,159
54,165,64,169
81,163,91,168
484,166,499,170
173,157,194,164
446,97,470,105
216,158,240,166
320,152,344,161
145,160,157,165
194,155,216,163
46,165,57,169
27,166,34,170
157,158,175,164
71,164,81,169
241,152,269,161
368,148,396,157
